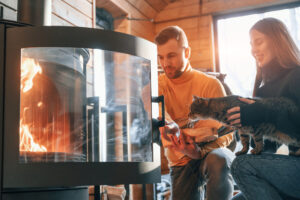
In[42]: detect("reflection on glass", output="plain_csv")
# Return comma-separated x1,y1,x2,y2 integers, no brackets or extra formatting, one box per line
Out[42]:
19,47,153,163
93,49,152,162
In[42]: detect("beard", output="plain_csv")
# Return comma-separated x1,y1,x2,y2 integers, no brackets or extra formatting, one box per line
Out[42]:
164,63,185,79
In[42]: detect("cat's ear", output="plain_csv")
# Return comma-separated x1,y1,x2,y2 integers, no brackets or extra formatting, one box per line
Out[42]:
197,98,209,107
193,95,204,103
192,95,199,101
193,95,207,104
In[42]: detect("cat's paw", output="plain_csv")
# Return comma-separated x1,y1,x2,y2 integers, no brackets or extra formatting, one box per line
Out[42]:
289,151,300,156
235,150,247,156
250,148,262,155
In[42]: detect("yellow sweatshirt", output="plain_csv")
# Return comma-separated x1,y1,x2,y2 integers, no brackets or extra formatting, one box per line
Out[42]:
159,64,233,167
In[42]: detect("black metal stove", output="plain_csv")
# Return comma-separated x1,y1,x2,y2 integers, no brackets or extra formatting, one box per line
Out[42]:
0,17,163,200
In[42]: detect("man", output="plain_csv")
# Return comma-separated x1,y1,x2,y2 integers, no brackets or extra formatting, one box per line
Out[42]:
155,26,234,200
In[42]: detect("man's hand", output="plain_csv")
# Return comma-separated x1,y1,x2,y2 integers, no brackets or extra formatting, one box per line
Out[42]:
161,121,180,142
169,133,202,159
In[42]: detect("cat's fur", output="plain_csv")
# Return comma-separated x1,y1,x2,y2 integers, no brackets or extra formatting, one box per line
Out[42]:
188,95,300,156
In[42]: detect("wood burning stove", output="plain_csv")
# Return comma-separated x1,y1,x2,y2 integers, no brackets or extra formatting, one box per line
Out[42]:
0,20,163,200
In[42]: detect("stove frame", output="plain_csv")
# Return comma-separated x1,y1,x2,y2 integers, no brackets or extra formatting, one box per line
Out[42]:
0,21,161,191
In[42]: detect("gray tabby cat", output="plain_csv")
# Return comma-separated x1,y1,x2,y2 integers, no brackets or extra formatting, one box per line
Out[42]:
188,95,300,156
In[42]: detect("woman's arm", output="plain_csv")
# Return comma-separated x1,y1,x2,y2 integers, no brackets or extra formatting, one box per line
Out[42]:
226,98,255,127
227,73,300,138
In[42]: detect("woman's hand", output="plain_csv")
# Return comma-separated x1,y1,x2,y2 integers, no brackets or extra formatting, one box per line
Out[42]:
226,98,255,127
169,133,202,159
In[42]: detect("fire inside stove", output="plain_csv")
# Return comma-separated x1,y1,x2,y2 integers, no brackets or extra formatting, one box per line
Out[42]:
20,58,47,152
18,47,153,164
19,48,87,163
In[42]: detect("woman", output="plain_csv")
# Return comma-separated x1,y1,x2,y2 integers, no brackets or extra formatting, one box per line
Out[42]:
227,18,300,200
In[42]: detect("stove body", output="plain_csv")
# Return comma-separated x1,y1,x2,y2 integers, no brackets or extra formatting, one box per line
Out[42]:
0,20,162,200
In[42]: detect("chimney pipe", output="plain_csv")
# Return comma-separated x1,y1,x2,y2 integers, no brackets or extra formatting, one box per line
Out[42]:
17,0,52,26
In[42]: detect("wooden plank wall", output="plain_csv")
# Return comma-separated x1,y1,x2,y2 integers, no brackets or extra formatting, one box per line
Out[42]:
155,0,214,71
0,0,17,21
155,0,299,71
51,0,95,27
50,0,300,71
96,0,156,42
51,0,96,99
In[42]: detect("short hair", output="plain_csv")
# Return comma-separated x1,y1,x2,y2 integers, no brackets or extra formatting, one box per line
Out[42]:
154,26,189,48
251,17,300,68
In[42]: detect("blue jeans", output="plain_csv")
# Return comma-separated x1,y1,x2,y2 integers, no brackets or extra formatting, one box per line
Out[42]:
170,148,234,200
231,154,300,200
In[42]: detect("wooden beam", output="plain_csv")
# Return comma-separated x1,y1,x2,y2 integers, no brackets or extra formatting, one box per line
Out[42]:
163,0,199,10
155,0,200,23
97,1,127,18
96,0,156,39
144,0,168,12
98,0,153,19
126,0,157,19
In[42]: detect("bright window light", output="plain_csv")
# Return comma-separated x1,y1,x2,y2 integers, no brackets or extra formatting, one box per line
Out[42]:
217,6,300,97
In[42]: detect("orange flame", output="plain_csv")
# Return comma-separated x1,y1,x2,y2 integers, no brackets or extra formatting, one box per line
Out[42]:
20,119,47,152
21,58,42,93
20,58,47,152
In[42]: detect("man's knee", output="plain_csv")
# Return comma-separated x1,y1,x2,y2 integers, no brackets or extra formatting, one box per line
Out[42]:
204,149,232,175
204,149,234,200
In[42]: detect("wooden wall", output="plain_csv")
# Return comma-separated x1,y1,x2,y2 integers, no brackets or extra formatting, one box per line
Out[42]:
2,0,299,72
0,0,96,27
95,0,299,72
51,0,95,27
51,0,96,98
155,0,213,71
96,0,156,42
0,0,17,21
154,0,300,71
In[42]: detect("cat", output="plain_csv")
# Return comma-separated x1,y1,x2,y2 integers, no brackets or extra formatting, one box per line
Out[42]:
188,95,300,156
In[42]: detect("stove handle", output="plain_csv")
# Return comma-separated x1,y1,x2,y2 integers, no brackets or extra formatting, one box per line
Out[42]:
151,95,165,145
151,95,165,127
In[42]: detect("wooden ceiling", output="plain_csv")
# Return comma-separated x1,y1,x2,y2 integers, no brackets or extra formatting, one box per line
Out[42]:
98,0,300,23
144,0,179,12
97,0,182,20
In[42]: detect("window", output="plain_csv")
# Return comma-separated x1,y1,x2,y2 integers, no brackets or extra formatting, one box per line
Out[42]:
216,4,300,97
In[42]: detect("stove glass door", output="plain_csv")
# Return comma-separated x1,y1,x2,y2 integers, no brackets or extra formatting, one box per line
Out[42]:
19,47,153,163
